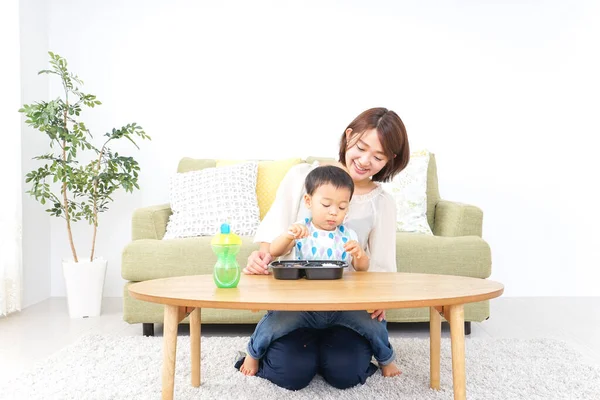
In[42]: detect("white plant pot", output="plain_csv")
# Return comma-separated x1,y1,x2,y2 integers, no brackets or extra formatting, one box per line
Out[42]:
62,257,107,318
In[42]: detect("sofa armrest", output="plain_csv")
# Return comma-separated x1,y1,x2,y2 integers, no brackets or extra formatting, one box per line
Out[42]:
433,200,483,237
132,204,172,240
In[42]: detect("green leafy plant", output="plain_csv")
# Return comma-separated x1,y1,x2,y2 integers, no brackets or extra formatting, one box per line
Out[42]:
19,52,151,263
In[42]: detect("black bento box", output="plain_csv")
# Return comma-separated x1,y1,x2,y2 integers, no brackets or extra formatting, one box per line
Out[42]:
270,260,348,280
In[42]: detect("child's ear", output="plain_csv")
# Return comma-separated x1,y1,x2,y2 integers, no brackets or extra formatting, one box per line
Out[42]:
303,194,312,208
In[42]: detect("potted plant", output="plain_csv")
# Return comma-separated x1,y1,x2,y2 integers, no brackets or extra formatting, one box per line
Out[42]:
19,52,151,318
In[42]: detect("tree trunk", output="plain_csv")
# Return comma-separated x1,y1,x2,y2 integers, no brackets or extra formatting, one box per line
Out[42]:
62,106,78,263
90,147,104,262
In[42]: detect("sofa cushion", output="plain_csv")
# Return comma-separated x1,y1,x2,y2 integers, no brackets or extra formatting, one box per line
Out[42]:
177,158,216,173
395,233,491,278
123,233,490,281
217,158,302,220
163,161,260,238
426,154,441,230
382,150,433,235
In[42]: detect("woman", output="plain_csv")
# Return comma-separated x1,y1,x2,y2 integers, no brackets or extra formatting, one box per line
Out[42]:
240,107,410,390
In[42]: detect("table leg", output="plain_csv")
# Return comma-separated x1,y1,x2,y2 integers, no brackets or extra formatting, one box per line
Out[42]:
190,308,201,387
429,306,441,390
162,305,180,400
448,304,466,400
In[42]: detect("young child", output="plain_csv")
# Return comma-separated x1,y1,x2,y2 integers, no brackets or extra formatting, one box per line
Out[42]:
239,165,401,377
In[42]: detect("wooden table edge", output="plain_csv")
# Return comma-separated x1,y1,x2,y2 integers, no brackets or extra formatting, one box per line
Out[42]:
129,287,504,310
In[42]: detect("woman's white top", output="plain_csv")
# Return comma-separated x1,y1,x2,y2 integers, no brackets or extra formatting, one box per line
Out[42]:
254,162,397,272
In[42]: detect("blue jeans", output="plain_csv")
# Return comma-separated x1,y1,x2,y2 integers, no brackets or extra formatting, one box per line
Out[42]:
235,326,379,390
247,311,395,365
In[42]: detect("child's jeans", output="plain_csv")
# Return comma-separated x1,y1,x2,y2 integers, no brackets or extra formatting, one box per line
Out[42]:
247,311,395,365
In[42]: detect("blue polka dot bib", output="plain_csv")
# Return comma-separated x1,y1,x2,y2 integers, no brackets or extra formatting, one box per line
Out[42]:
295,218,358,261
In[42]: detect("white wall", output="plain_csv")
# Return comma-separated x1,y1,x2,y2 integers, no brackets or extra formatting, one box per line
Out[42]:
20,0,599,298
20,0,52,307
0,0,23,313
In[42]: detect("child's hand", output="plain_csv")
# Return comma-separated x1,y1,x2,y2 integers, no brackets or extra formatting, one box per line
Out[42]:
287,223,309,239
344,240,365,259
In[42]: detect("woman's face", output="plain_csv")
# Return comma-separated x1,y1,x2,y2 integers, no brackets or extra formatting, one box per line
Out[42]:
344,128,389,184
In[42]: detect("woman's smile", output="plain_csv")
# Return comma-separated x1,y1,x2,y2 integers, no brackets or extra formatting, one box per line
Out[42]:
352,160,370,175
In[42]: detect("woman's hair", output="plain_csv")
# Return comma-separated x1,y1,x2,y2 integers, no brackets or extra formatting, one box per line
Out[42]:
338,107,410,182
305,166,355,200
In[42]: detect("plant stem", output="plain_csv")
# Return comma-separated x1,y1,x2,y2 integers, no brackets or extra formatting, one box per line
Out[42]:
62,95,78,263
90,144,105,262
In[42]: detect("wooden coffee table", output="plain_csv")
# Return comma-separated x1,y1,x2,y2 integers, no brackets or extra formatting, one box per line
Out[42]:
129,272,503,400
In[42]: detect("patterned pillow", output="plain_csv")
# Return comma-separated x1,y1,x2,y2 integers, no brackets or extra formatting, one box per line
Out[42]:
216,158,302,219
382,150,433,235
163,161,260,239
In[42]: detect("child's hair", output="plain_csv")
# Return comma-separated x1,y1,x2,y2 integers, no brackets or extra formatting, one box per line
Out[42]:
305,166,355,200
338,107,410,182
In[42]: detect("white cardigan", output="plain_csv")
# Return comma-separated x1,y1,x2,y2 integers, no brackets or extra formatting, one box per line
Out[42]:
254,163,397,272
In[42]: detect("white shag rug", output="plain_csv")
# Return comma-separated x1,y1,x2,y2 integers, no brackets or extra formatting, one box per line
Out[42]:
0,335,598,400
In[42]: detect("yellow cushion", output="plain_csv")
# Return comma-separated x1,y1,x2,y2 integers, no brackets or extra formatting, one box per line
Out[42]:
216,158,302,219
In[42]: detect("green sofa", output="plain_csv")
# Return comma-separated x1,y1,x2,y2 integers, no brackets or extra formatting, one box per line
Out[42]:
121,155,492,336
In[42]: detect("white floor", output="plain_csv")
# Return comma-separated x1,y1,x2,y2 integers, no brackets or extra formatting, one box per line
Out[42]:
1,297,599,387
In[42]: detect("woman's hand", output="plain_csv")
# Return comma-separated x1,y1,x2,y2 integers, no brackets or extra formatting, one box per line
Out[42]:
287,223,309,239
243,250,272,275
370,309,386,322
344,240,365,259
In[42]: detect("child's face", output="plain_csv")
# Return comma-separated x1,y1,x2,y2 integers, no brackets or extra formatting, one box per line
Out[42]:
344,128,389,184
304,183,351,231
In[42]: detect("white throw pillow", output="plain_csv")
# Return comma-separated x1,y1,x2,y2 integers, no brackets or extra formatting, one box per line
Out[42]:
382,150,433,235
163,161,260,239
